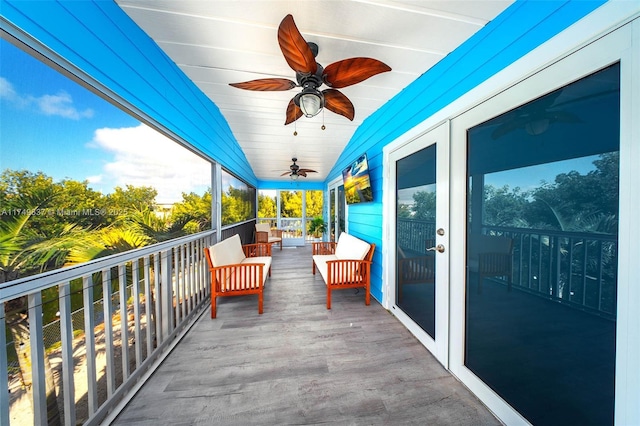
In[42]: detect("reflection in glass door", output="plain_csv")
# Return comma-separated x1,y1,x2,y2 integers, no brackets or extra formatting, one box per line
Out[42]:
391,122,449,364
464,64,619,426
329,188,336,241
396,145,437,338
337,185,346,237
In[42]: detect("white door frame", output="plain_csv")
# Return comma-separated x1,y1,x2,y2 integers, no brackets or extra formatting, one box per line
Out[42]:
384,121,450,367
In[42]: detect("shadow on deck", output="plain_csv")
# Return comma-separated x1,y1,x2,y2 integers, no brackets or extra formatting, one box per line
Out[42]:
112,244,500,425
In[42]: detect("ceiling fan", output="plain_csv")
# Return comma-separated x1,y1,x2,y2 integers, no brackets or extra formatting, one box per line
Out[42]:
281,158,317,179
491,90,581,139
230,14,391,125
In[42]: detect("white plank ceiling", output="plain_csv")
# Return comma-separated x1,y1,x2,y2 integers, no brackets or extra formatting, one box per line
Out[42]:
116,0,513,182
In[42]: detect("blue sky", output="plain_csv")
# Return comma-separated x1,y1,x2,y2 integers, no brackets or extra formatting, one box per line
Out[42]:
0,39,210,204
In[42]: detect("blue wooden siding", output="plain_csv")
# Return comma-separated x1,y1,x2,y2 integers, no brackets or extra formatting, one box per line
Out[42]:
1,0,257,186
326,0,606,302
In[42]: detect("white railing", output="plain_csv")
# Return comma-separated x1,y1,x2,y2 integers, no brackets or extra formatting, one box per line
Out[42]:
1,230,215,425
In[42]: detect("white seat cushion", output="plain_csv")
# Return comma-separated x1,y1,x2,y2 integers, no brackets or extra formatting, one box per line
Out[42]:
209,234,246,267
312,254,337,284
334,232,371,261
242,256,272,285
255,223,271,234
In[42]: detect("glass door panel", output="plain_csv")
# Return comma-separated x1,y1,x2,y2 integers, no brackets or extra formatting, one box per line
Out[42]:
396,145,437,338
329,188,336,242
464,63,619,426
390,122,449,365
337,185,346,237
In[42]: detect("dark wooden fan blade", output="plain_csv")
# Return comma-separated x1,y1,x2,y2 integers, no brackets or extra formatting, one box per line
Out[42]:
298,171,307,177
278,14,317,75
280,171,291,176
323,89,355,121
285,98,303,125
298,168,317,174
323,58,391,88
229,78,297,91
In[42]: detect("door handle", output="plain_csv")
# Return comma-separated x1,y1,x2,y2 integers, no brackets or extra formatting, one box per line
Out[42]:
427,244,445,253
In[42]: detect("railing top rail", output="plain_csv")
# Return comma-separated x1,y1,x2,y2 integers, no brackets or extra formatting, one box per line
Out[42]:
483,225,617,242
1,230,216,302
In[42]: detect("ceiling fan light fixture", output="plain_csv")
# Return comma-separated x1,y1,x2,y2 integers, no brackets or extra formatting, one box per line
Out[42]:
300,93,322,117
295,86,324,118
290,172,299,181
525,118,550,136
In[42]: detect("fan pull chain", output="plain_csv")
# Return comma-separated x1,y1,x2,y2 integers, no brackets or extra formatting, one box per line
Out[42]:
321,108,326,130
293,118,298,136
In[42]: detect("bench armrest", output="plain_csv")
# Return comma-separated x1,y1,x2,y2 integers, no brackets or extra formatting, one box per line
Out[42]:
312,241,337,255
243,243,272,258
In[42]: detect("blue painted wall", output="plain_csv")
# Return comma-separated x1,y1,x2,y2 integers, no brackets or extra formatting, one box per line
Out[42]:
0,0,257,186
326,0,606,302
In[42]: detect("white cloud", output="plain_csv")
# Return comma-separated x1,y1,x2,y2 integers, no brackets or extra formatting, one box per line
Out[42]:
0,77,27,107
0,77,17,99
0,76,93,119
86,175,103,184
37,91,94,119
90,123,211,204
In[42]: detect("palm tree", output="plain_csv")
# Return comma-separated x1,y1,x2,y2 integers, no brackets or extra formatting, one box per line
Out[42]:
1,188,62,425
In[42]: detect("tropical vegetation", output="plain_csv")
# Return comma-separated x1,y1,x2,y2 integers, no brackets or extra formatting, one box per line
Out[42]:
0,169,212,283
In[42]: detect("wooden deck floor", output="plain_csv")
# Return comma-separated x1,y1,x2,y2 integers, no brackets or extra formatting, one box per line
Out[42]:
112,244,501,425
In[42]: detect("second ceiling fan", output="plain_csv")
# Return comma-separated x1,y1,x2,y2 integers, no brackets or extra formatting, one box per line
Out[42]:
281,158,316,179
230,14,391,125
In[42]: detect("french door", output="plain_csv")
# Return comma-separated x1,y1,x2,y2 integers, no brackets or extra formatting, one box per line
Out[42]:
328,181,346,241
389,121,450,366
447,21,637,425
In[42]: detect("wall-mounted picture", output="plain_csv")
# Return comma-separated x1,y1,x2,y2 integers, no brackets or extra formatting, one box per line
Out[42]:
342,154,374,204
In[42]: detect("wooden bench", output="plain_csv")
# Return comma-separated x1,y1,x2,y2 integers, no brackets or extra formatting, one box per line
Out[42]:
204,234,272,318
312,233,375,309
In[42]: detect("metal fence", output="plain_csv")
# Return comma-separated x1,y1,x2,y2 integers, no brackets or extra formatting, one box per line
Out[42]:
1,231,215,426
5,288,133,376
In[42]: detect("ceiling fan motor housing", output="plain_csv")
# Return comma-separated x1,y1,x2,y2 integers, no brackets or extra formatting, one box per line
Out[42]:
294,72,325,117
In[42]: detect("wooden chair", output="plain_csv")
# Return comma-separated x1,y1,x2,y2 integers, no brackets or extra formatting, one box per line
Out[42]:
468,234,513,293
397,252,435,302
255,223,283,250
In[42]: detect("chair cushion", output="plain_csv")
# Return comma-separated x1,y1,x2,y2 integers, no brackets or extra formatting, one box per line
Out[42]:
255,223,271,234
335,232,371,261
312,254,337,284
242,256,272,285
209,234,246,267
